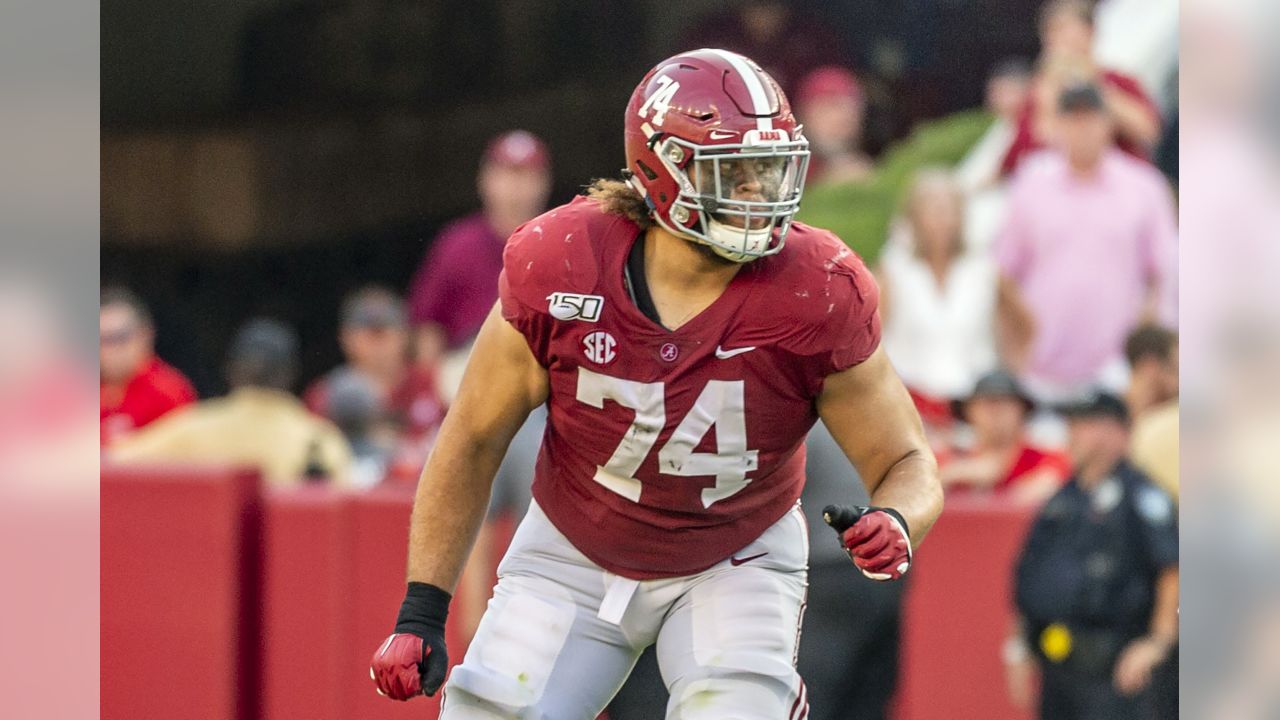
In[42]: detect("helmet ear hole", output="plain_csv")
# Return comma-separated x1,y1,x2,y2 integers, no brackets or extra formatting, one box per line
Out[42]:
636,161,659,181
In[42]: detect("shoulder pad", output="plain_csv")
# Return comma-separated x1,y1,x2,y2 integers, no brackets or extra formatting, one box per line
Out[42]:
502,197,623,311
762,223,880,360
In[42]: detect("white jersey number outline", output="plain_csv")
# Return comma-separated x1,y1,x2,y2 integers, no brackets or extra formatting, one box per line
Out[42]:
576,367,759,507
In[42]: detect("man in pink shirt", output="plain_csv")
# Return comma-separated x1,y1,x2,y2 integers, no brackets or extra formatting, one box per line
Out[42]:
407,130,552,398
997,83,1177,402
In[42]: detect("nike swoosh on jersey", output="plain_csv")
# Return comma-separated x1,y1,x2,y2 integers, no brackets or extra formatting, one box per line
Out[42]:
730,552,768,566
715,345,756,359
708,130,737,140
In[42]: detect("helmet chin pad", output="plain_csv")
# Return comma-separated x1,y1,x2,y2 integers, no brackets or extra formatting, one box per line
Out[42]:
703,217,774,263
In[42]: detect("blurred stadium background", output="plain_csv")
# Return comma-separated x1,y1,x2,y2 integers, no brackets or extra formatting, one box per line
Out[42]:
100,0,1175,391
92,0,1254,718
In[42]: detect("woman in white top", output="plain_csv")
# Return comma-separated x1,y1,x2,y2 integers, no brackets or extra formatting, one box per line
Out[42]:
879,169,1033,430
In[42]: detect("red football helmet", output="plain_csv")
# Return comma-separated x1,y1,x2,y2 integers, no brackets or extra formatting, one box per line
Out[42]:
624,48,810,262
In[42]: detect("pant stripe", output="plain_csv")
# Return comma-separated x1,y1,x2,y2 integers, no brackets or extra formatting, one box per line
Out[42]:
789,678,808,720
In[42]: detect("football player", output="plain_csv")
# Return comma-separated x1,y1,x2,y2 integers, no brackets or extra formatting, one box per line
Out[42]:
371,48,944,719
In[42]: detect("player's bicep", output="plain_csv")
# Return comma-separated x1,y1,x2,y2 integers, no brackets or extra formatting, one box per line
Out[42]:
816,346,931,494
442,303,549,453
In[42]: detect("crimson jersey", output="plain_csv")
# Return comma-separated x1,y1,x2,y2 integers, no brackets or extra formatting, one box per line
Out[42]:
499,195,880,579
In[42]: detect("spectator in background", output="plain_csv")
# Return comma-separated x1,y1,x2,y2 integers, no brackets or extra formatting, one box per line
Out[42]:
407,130,552,401
110,318,353,487
1122,326,1179,720
1000,0,1161,177
1123,323,1178,419
100,287,197,446
880,169,1032,433
1124,324,1179,501
997,82,1177,404
988,58,1035,137
1007,391,1178,719
942,369,1069,506
305,285,444,481
957,58,1034,193
796,66,874,185
680,0,846,93
955,59,1034,254
324,368,396,489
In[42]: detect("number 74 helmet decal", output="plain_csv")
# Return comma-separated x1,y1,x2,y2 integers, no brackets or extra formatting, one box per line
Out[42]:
624,48,811,263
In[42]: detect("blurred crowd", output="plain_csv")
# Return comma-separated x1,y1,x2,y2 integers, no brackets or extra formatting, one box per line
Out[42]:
101,127,553,490
101,0,1181,718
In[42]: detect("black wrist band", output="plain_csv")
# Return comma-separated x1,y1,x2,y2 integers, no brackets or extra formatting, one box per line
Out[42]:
394,581,452,637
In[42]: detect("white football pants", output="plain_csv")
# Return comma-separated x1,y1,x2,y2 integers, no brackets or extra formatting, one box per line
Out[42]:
441,500,810,720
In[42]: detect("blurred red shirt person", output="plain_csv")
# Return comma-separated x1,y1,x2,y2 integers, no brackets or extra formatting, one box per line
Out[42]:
100,287,196,446
941,369,1069,505
1000,0,1160,176
406,130,552,400
796,66,874,185
304,286,446,483
305,287,445,431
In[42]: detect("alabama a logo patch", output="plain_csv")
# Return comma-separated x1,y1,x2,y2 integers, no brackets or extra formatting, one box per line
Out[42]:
548,292,604,322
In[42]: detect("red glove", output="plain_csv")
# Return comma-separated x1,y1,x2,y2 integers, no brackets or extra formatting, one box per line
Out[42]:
823,505,913,581
370,582,451,700
371,633,439,700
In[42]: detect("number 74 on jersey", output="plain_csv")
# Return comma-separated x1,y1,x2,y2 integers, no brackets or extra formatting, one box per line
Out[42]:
576,367,759,508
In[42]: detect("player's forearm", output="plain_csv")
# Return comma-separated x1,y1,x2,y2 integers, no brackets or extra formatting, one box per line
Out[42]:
869,449,944,548
405,430,507,592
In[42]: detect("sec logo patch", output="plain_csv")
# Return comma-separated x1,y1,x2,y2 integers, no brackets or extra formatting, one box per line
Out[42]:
583,331,617,365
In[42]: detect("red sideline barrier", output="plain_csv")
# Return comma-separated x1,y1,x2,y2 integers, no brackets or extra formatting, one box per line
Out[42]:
896,496,1037,720
102,464,262,720
263,485,474,720
103,466,1039,720
260,486,353,720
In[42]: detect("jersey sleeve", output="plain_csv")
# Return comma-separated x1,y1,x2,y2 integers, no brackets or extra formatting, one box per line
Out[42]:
496,202,604,366
823,246,882,375
771,227,883,392
498,266,555,366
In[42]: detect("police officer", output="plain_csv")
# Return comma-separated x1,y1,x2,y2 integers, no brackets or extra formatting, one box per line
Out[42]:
1005,391,1178,719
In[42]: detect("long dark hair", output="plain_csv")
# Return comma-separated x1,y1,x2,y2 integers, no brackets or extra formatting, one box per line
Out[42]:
584,178,654,229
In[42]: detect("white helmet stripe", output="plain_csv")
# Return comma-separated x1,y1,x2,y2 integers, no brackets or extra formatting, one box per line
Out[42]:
704,48,775,132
